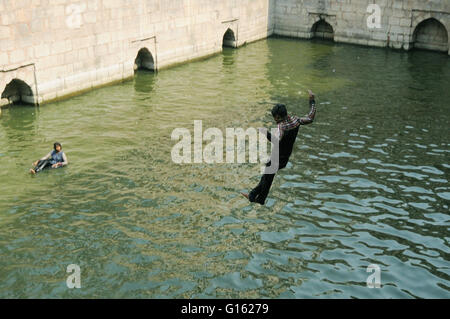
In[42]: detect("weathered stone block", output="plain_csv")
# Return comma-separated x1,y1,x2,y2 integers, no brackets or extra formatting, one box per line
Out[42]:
51,41,68,55
9,49,26,64
400,18,411,27
0,26,10,39
0,52,9,66
34,43,50,58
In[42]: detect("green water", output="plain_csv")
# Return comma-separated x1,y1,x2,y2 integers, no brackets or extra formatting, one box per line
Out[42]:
0,38,449,298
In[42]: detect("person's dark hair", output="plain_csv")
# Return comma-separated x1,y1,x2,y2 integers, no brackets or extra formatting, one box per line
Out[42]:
271,103,287,118
54,142,62,150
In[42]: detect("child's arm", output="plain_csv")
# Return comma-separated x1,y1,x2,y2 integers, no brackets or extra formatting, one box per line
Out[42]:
33,152,51,166
61,153,69,166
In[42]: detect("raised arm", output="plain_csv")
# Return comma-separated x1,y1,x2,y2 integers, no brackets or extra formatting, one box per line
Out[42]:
299,90,316,125
61,153,69,166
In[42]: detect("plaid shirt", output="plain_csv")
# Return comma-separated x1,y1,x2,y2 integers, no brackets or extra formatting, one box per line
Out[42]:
277,98,316,140
277,115,301,140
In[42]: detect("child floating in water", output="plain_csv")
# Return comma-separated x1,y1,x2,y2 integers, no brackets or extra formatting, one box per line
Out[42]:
30,142,68,174
242,90,317,205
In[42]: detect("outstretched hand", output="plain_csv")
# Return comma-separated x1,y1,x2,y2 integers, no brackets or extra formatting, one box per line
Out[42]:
308,89,315,99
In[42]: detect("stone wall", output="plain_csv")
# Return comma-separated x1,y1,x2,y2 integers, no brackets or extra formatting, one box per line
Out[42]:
274,0,450,53
1,0,448,108
0,0,275,106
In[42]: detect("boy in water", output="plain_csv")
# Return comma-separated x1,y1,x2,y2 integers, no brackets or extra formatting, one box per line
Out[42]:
30,142,68,174
242,90,316,205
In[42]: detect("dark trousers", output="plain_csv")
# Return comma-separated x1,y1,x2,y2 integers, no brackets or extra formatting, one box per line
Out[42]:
248,173,275,205
248,158,287,205
248,157,289,205
35,159,52,172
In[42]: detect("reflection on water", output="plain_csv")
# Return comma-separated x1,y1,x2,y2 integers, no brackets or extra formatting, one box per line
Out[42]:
0,38,449,298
